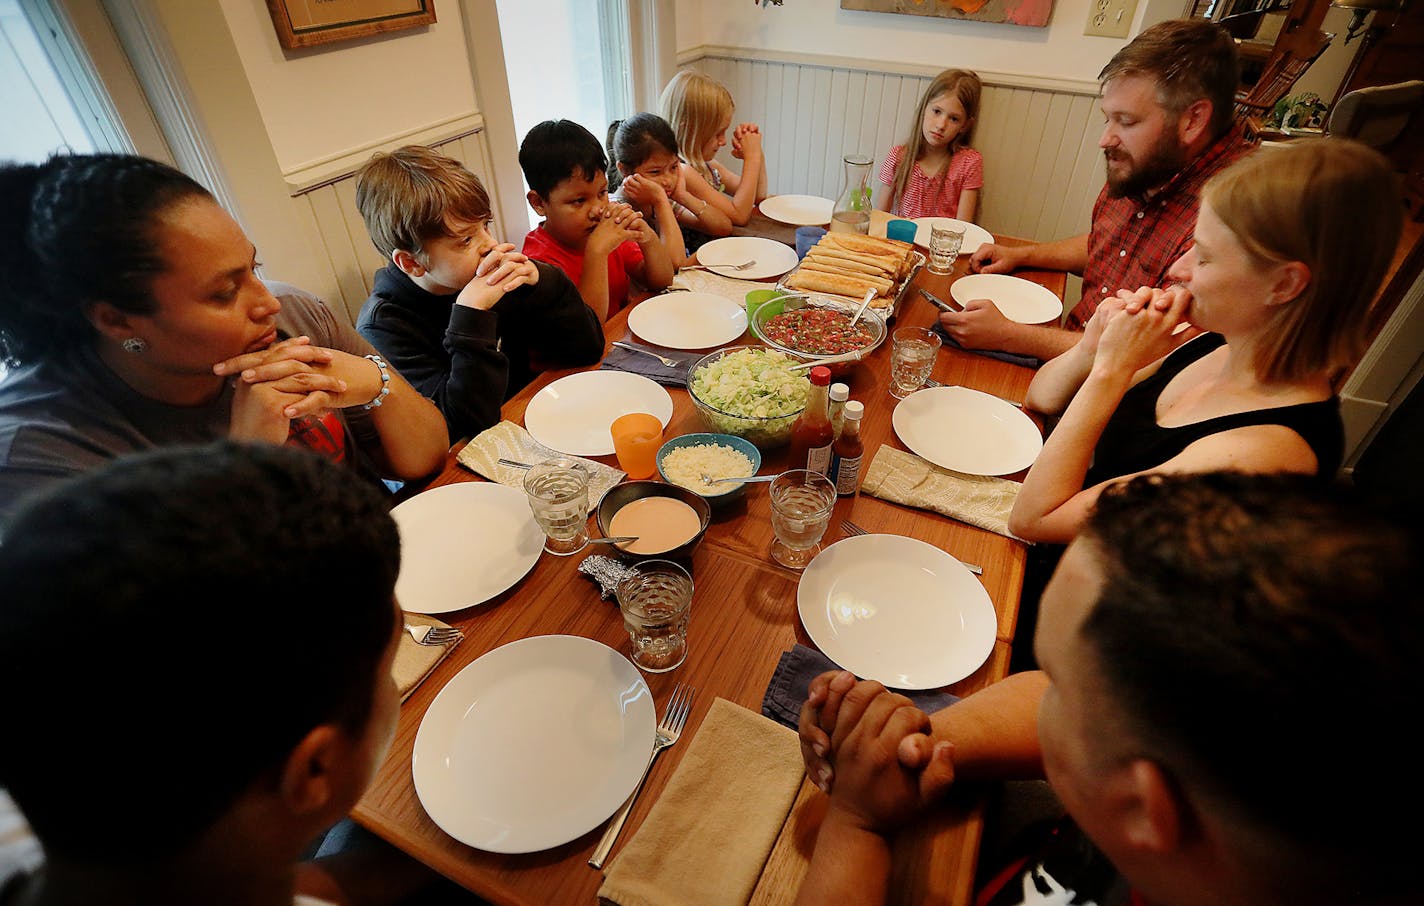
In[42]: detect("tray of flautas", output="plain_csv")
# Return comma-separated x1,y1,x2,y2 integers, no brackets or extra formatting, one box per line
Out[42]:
778,231,924,321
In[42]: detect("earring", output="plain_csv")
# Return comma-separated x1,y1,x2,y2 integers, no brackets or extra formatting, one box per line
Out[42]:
121,337,148,354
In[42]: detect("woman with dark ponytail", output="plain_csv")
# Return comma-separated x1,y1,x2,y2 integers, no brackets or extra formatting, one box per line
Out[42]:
0,154,447,520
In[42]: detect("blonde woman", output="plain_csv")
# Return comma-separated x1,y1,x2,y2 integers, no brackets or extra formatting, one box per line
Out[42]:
659,70,769,226
875,69,983,222
1009,139,1400,546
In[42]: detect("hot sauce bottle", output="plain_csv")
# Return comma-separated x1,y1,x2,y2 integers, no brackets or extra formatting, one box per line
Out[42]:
788,366,834,477
829,382,850,439
830,401,865,495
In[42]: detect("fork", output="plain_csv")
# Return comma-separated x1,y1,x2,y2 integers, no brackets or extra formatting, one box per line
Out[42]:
685,258,756,272
840,520,984,576
923,379,1024,409
588,683,695,869
611,341,680,368
403,623,464,646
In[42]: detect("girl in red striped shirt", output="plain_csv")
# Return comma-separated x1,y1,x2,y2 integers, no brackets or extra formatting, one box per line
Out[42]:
875,69,985,222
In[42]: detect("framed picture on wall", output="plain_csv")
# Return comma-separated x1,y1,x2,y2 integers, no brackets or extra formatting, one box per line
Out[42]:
265,0,436,50
840,0,1052,28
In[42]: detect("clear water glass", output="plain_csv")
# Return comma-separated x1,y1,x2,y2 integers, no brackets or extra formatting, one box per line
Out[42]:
616,559,694,672
769,470,837,569
523,457,590,556
927,224,965,275
889,326,942,399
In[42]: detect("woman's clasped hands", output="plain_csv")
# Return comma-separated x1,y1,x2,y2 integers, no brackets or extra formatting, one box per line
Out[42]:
215,336,383,443
1087,284,1202,379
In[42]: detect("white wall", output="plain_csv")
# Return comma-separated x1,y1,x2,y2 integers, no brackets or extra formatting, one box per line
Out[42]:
675,0,1148,82
215,0,479,174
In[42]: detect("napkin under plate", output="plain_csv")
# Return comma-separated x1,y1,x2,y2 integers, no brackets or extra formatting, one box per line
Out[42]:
761,644,959,731
672,268,767,305
600,341,700,387
393,613,457,702
861,446,1024,540
597,698,804,906
456,420,624,510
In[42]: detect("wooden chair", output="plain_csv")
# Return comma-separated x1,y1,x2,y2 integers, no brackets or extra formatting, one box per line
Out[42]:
1328,79,1424,149
1234,29,1334,127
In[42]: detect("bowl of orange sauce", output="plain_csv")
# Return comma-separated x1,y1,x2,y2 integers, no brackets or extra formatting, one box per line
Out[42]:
595,481,712,563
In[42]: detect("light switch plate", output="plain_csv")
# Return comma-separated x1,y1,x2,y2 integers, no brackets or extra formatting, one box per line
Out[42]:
1084,0,1136,38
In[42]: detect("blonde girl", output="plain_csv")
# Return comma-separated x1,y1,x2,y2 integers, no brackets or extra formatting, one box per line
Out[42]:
659,70,768,226
875,69,984,222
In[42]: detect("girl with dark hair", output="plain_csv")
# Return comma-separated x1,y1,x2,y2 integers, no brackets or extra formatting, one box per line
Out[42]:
0,154,448,519
607,112,730,266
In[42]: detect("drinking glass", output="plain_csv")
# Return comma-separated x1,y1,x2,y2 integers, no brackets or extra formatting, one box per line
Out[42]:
523,457,590,556
927,224,965,275
885,219,918,244
889,326,942,399
616,559,694,672
610,412,663,480
769,470,837,569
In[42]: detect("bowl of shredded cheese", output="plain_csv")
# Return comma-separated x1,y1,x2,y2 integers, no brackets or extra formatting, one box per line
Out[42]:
656,433,763,503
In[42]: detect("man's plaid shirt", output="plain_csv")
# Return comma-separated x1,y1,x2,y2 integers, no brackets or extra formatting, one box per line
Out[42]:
1068,124,1255,330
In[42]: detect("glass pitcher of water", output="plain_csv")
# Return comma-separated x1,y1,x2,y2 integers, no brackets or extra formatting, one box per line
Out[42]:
831,153,873,235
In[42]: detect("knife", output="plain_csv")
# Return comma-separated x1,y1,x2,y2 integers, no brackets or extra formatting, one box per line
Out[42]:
920,287,963,313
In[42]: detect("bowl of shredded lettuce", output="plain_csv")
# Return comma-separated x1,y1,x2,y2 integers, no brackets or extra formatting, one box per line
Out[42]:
686,346,809,448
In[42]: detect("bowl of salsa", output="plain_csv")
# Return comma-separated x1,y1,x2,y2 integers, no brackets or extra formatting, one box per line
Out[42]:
749,297,886,376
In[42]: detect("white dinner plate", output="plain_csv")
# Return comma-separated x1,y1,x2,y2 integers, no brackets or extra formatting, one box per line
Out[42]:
798,535,997,690
412,635,655,853
392,483,545,614
759,194,834,226
892,386,1043,476
523,371,674,456
910,217,995,256
695,236,801,280
628,291,748,349
950,273,1064,325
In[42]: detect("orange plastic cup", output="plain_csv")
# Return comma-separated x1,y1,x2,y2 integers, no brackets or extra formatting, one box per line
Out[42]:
610,413,664,479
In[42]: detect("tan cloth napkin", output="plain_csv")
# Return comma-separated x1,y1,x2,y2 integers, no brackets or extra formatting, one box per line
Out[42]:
861,445,1024,540
456,420,625,511
598,698,805,906
393,613,457,702
672,269,767,307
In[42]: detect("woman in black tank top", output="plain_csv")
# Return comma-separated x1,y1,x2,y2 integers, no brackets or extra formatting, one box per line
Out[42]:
1009,139,1401,547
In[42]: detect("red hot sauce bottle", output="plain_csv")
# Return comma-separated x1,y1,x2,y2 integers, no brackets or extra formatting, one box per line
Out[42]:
787,366,834,477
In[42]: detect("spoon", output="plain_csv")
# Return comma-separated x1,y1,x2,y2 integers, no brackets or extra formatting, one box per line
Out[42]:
589,536,639,546
849,287,876,327
788,349,864,371
701,474,778,486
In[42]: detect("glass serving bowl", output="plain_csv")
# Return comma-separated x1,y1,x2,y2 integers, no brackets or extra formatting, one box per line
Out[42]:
685,346,807,449
748,294,887,377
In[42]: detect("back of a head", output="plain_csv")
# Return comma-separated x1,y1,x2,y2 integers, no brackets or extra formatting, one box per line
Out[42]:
519,119,608,199
354,144,491,261
0,442,400,863
1204,138,1402,384
1099,18,1240,138
1081,472,1421,904
606,112,679,192
0,153,210,367
658,69,730,172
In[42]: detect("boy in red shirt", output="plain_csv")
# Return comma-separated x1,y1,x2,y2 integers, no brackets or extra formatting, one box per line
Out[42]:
519,119,674,320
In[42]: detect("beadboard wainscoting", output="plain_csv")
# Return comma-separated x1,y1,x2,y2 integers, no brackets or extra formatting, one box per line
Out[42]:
284,114,500,326
685,46,1110,305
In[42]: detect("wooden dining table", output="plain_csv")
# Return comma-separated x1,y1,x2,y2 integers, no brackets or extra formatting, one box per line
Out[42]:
352,208,1067,906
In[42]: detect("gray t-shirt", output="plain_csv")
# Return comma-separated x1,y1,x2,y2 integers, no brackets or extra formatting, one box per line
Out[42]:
0,282,383,524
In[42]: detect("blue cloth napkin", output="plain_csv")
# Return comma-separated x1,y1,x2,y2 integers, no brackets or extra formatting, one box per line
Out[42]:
933,321,1042,370
795,226,827,259
599,343,698,387
761,644,960,731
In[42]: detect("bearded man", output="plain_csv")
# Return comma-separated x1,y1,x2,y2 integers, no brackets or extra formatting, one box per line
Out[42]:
943,19,1254,362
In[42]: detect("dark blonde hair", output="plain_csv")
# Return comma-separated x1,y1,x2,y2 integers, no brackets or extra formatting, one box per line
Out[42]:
355,145,491,262
659,70,733,184
1099,18,1239,140
888,70,981,215
1203,139,1401,384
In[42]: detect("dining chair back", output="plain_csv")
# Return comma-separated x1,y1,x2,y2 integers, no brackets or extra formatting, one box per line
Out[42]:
1327,80,1424,150
1234,29,1334,125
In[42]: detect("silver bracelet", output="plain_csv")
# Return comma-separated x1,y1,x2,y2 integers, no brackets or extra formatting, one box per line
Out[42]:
362,353,391,409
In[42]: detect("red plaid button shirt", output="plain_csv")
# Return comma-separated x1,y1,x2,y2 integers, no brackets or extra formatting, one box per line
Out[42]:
1068,124,1254,330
